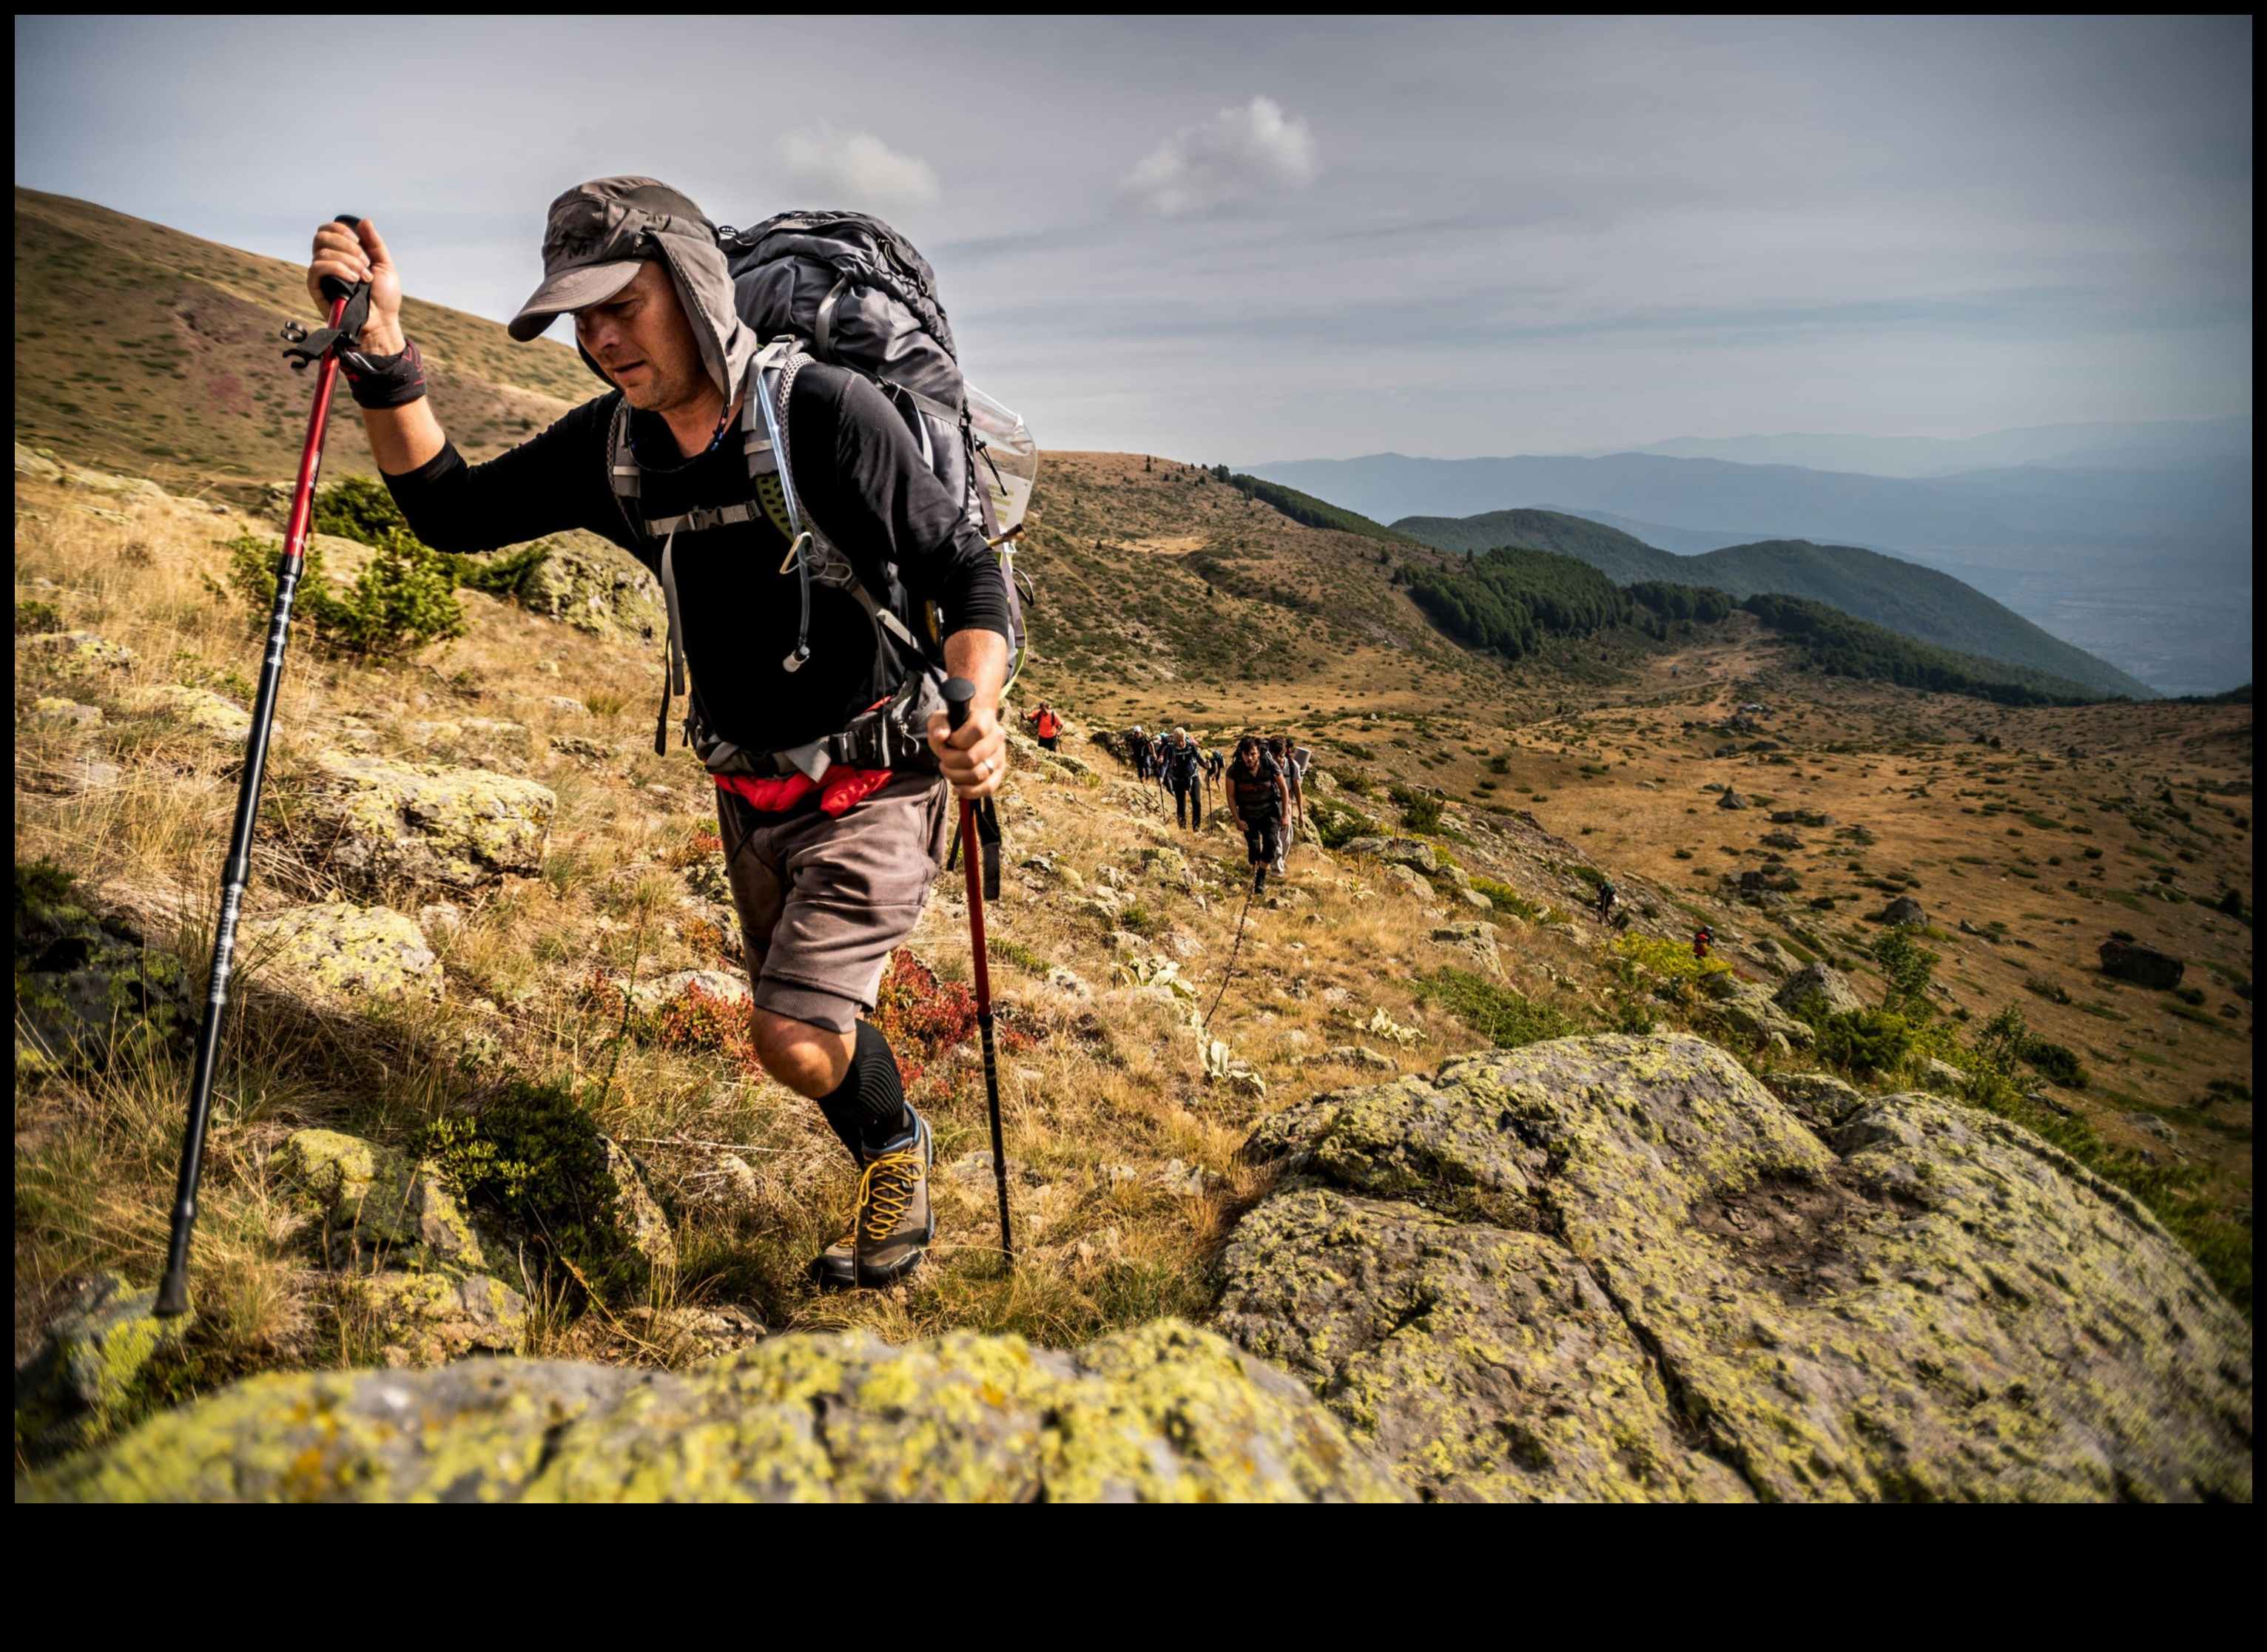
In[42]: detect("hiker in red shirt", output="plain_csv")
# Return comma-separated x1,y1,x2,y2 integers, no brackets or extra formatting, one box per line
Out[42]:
1694,926,1714,961
1025,701,1063,752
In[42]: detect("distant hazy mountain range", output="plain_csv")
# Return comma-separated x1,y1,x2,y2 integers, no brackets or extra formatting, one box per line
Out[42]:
1392,508,2150,699
1244,429,2252,696
1610,419,2251,479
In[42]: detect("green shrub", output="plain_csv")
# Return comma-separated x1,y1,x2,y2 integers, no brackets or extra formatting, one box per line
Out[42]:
1872,927,1941,1016
1413,969,1580,1049
2021,1036,2089,1089
1468,877,1541,921
16,599,60,633
226,527,467,657
1309,800,1378,852
422,1080,648,1301
1812,1008,1916,1075
987,937,1046,974
1389,785,1444,835
311,475,550,597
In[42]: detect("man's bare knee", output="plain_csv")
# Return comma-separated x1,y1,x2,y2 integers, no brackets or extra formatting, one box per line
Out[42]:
750,1009,854,1098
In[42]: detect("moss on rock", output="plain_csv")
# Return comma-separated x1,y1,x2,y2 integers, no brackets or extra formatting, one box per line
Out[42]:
29,1321,1404,1503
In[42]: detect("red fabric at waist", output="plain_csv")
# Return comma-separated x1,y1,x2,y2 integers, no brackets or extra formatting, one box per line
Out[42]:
715,766,895,817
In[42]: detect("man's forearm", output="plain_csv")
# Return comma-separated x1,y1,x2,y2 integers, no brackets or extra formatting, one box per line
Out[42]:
943,627,1008,710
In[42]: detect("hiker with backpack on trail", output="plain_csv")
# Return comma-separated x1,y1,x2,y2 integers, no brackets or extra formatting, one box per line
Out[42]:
1125,724,1153,781
1161,726,1204,830
1024,701,1062,752
1595,879,1619,922
306,178,1031,1292
1227,735,1292,894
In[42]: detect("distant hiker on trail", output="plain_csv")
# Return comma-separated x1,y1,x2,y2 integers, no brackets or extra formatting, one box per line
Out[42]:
1025,701,1062,752
1126,724,1153,780
306,180,1015,1293
1693,926,1714,961
1595,879,1618,921
1162,726,1204,829
1227,735,1291,894
1266,735,1302,874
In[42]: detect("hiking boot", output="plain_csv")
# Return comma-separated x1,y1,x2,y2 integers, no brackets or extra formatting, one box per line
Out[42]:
854,1109,934,1288
1253,863,1267,894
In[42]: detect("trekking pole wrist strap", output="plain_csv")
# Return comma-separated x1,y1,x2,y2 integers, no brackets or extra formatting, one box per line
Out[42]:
340,338,428,409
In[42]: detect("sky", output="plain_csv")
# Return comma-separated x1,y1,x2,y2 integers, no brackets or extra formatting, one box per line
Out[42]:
13,16,2254,462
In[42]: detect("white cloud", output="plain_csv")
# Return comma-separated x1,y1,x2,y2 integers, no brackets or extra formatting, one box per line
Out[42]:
774,125,940,210
1119,95,1318,215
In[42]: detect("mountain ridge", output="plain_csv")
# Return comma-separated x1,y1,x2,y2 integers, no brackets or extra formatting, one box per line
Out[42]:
1392,508,2152,698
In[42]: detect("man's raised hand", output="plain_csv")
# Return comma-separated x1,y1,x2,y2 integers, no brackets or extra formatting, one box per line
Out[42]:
307,218,405,354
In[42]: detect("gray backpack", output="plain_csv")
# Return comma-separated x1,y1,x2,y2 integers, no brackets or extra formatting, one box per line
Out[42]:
721,211,1034,676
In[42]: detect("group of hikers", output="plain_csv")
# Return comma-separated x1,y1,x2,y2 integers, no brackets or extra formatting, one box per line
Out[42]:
1019,704,1312,894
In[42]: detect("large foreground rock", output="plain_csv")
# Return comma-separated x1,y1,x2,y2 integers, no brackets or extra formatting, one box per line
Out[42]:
1774,960,1865,1017
1224,1034,2250,1502
243,903,442,1006
30,1321,1404,1503
292,749,554,896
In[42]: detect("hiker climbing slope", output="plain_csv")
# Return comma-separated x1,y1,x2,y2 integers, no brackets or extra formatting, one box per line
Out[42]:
1126,724,1153,780
1161,726,1204,829
1227,735,1291,894
1024,701,1062,752
308,180,1013,1292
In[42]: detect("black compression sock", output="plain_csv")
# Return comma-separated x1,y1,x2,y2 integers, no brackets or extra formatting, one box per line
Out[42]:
815,1022,913,1159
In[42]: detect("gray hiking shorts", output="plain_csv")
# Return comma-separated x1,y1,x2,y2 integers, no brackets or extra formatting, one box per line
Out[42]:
714,775,955,1034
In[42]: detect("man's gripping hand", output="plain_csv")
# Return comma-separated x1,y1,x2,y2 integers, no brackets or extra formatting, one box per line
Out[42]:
308,218,405,354
927,627,1011,800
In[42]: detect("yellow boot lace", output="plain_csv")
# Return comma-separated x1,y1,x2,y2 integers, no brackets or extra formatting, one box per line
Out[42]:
857,1147,925,1243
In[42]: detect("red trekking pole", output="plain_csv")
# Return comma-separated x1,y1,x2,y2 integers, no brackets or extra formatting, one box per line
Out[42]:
156,217,369,1318
943,678,1014,1268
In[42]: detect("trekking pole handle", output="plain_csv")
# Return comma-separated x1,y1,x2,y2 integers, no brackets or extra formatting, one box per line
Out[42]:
317,214,365,303
943,675,976,734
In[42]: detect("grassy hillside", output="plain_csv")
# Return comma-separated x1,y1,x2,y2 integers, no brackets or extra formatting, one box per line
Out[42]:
1394,506,2150,699
1734,593,2106,707
14,188,595,497
1220,471,1427,545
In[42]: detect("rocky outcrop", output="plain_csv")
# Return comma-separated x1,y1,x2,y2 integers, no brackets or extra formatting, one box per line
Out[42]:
21,630,135,670
1774,960,1865,1018
1429,921,1503,978
243,903,442,1006
1225,1035,2251,1502
1700,971,1816,1051
290,749,554,897
2099,939,2184,991
32,1321,1406,1503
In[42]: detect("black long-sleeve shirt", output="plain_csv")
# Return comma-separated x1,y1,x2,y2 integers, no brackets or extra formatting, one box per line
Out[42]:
385,363,1010,755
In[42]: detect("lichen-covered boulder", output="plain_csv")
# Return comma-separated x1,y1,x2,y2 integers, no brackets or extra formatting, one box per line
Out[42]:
13,866,189,1071
30,1321,1406,1503
273,1127,487,1272
1767,1071,1868,1130
129,684,251,741
14,1274,189,1458
1879,894,1927,926
244,903,442,1006
1775,960,1865,1017
1384,863,1432,902
601,1136,678,1275
346,1271,527,1366
21,630,135,669
292,749,554,896
1343,837,1438,874
519,537,663,640
1429,920,1502,978
1226,1035,2251,1502
1141,845,1189,880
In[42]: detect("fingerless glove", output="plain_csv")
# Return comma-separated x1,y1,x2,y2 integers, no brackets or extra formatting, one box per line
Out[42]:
340,338,427,409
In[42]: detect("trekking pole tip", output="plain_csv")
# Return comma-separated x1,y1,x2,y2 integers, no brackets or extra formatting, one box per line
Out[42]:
154,1268,191,1318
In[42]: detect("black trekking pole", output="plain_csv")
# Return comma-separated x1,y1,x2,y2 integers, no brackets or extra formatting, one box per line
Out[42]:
156,218,369,1318
944,678,1014,1269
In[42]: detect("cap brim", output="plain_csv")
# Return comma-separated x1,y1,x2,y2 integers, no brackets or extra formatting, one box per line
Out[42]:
506,259,644,341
